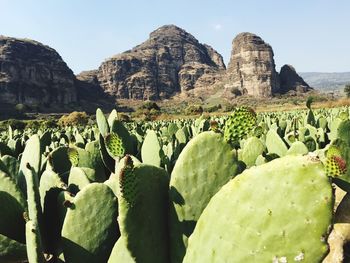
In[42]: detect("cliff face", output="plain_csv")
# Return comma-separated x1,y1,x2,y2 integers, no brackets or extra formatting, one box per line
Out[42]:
279,64,311,93
0,27,313,112
225,33,280,97
96,25,226,100
0,36,77,107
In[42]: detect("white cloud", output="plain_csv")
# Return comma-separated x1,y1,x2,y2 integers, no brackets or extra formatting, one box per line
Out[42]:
213,24,223,31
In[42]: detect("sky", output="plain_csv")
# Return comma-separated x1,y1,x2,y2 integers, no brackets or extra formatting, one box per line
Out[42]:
1,0,349,74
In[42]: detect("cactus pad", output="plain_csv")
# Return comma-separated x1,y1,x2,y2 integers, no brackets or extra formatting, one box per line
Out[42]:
184,155,333,263
169,131,239,262
25,220,45,263
0,171,27,243
118,164,169,263
67,147,79,166
61,183,119,263
224,106,257,145
105,133,125,159
0,233,27,262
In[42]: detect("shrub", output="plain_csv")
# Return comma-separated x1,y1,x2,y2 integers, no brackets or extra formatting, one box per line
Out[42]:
184,105,203,115
139,101,160,111
58,111,89,126
205,104,222,113
344,84,350,98
119,113,131,122
2,119,26,130
41,118,58,129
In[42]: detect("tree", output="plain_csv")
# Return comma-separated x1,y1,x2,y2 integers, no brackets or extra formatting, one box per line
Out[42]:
344,84,350,98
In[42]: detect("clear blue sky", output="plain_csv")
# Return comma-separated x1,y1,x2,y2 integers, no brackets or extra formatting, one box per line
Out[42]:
1,0,349,74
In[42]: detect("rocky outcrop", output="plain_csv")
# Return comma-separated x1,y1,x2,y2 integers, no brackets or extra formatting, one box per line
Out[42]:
225,33,280,97
279,64,311,93
96,25,225,100
0,36,77,107
76,70,108,101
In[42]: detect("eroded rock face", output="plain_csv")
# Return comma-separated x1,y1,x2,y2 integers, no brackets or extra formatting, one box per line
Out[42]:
279,64,311,93
96,25,225,100
226,32,280,97
0,36,77,107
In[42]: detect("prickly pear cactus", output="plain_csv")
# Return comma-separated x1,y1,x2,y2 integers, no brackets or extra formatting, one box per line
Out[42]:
108,238,134,263
224,106,257,146
266,129,288,157
105,133,125,159
117,158,170,263
25,220,45,263
0,171,27,243
184,155,333,263
61,183,119,263
141,130,162,167
169,131,239,263
240,136,265,167
0,233,27,262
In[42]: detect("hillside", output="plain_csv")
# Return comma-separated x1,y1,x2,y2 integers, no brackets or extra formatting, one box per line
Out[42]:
299,72,350,92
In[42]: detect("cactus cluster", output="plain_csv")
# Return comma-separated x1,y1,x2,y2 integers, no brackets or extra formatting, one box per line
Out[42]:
1,105,350,262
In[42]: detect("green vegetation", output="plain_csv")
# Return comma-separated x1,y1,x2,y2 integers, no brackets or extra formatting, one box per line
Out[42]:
2,103,350,262
344,83,350,98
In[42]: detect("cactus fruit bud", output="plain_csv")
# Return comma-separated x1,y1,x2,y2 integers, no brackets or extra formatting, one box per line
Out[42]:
325,155,347,177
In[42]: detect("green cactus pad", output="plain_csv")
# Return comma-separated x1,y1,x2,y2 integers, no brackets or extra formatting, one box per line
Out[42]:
118,164,169,263
62,183,119,263
338,120,350,146
326,145,342,158
224,106,257,145
57,191,75,228
25,220,45,263
169,131,239,263
108,238,134,263
105,133,125,159
18,135,42,193
96,108,110,137
0,233,27,262
184,155,333,263
39,170,66,208
141,130,162,167
286,141,309,155
99,134,116,173
67,147,79,166
85,140,107,181
266,129,288,157
0,155,20,183
0,172,27,243
48,147,72,182
68,167,92,193
240,136,265,167
118,157,138,206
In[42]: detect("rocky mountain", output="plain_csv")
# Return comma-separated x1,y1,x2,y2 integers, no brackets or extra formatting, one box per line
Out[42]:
0,26,313,114
225,32,280,97
94,25,225,100
279,64,310,93
299,72,350,92
0,36,77,108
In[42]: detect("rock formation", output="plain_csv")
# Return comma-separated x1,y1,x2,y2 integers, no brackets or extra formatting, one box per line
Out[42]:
95,25,225,100
279,64,311,93
0,36,77,108
225,32,280,97
0,27,312,112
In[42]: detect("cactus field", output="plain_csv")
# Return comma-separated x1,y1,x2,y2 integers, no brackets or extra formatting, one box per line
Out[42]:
2,102,350,263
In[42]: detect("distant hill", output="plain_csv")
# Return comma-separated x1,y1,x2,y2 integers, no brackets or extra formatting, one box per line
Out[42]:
299,72,350,93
